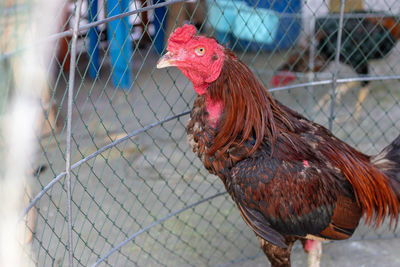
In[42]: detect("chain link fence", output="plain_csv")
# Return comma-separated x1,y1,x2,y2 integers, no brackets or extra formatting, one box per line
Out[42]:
2,0,400,266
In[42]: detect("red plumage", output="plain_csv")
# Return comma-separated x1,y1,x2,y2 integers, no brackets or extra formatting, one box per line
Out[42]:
157,25,400,267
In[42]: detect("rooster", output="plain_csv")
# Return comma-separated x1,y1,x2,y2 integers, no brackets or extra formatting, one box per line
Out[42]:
271,11,400,119
157,25,400,267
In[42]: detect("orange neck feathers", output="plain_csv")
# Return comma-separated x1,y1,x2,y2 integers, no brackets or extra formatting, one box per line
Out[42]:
206,50,293,156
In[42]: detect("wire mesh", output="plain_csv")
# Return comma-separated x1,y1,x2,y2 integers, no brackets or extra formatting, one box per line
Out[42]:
3,0,400,266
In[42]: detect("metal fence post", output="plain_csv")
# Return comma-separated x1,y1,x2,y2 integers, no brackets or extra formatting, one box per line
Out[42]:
66,0,83,266
329,0,346,131
307,16,316,118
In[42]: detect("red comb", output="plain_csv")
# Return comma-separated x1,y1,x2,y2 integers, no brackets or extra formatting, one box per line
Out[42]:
168,24,197,44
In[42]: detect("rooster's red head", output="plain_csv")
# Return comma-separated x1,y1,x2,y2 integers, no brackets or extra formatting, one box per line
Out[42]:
157,24,295,156
157,24,225,95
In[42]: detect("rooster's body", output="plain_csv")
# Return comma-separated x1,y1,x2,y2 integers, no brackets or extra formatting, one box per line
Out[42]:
157,25,400,267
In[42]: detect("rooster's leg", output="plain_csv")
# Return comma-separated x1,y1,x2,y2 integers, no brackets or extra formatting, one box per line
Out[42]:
334,81,359,103
257,236,297,267
303,240,322,267
314,81,358,113
353,85,370,120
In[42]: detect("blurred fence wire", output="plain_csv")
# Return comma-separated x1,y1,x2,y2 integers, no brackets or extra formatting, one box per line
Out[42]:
2,0,400,266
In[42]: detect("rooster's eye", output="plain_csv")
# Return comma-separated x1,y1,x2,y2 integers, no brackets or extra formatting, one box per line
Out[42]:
195,47,205,56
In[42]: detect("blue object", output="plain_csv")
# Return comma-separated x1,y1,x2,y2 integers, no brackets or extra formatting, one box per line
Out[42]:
240,0,302,51
207,0,245,45
233,6,279,44
153,0,167,54
88,0,99,79
208,0,245,32
207,0,302,51
106,0,132,89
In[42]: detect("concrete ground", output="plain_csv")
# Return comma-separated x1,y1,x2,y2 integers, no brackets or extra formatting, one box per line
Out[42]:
28,41,400,266
231,238,400,267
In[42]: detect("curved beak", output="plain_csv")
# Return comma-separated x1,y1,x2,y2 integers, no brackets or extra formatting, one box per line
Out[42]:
157,52,175,69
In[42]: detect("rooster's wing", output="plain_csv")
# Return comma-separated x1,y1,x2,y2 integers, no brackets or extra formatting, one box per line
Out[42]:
229,154,361,248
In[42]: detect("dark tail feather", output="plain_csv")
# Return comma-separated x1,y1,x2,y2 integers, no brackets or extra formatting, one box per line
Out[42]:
372,135,400,200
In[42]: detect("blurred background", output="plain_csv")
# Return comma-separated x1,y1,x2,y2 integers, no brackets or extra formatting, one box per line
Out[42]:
1,0,400,266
